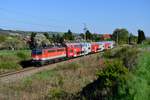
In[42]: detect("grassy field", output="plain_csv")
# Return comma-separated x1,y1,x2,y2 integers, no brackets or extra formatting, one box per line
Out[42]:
78,45,150,100
0,50,31,74
0,54,102,100
122,51,150,100
0,45,150,100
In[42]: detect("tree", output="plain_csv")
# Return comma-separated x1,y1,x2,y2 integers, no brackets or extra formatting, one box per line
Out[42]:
63,29,74,41
56,34,64,44
44,32,49,39
29,32,37,49
0,35,7,43
79,33,85,40
112,28,129,44
52,34,56,43
129,33,138,44
52,34,64,45
85,30,92,40
137,29,146,44
43,32,53,43
2,37,27,50
92,34,101,42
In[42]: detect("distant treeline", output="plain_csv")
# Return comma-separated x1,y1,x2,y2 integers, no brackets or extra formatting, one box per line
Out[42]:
0,28,148,50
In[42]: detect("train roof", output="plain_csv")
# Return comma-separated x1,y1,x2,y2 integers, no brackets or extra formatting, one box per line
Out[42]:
32,46,66,51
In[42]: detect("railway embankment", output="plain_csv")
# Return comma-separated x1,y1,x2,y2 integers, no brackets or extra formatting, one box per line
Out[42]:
1,45,150,100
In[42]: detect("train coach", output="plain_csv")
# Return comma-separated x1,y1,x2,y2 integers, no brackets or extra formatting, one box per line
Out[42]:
66,43,82,58
81,43,91,55
31,41,115,66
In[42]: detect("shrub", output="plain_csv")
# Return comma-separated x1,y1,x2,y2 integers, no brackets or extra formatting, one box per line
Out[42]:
103,50,112,58
80,59,129,100
109,47,140,70
47,88,65,99
97,59,128,87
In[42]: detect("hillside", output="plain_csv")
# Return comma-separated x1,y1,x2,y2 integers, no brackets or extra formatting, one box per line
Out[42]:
0,28,65,36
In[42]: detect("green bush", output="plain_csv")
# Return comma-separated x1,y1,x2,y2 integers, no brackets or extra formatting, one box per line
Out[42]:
80,59,129,100
97,59,128,87
47,88,65,99
109,47,140,70
103,50,112,58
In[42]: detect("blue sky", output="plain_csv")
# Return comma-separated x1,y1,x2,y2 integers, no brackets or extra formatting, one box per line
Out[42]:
0,0,150,36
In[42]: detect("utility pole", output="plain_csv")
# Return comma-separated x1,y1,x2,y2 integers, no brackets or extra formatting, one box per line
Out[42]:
83,23,88,56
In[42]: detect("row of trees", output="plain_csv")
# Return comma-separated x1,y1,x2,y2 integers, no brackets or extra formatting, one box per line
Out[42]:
0,28,145,50
112,28,146,45
29,29,103,49
29,28,146,49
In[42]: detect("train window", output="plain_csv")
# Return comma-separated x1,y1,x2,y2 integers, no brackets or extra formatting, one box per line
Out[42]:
32,50,42,55
74,45,81,48
48,50,56,53
57,49,64,52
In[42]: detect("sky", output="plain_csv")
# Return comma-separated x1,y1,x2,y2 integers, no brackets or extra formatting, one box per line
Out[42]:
0,0,150,36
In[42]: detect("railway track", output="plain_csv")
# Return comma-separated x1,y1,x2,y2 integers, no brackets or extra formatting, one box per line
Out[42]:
0,67,36,78
0,53,99,83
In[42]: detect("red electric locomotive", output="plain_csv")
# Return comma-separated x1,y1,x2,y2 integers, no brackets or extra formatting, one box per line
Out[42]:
32,47,66,65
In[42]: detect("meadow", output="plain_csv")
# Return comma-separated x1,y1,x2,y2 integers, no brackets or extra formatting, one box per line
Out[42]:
0,50,31,74
0,45,150,100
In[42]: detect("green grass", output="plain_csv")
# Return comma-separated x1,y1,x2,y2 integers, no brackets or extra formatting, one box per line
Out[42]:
0,50,31,73
24,69,57,82
126,51,150,100
115,50,150,100
137,44,150,49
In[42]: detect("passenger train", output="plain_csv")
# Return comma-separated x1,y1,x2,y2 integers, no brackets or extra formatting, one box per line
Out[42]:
31,41,115,66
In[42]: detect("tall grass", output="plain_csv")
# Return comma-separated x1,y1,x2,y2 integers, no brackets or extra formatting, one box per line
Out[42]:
0,54,101,100
119,51,150,100
0,50,31,73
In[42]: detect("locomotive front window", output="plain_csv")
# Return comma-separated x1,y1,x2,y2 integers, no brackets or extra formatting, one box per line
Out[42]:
32,50,42,55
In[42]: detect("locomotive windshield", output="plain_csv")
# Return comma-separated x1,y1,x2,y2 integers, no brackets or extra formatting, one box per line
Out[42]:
32,49,42,55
